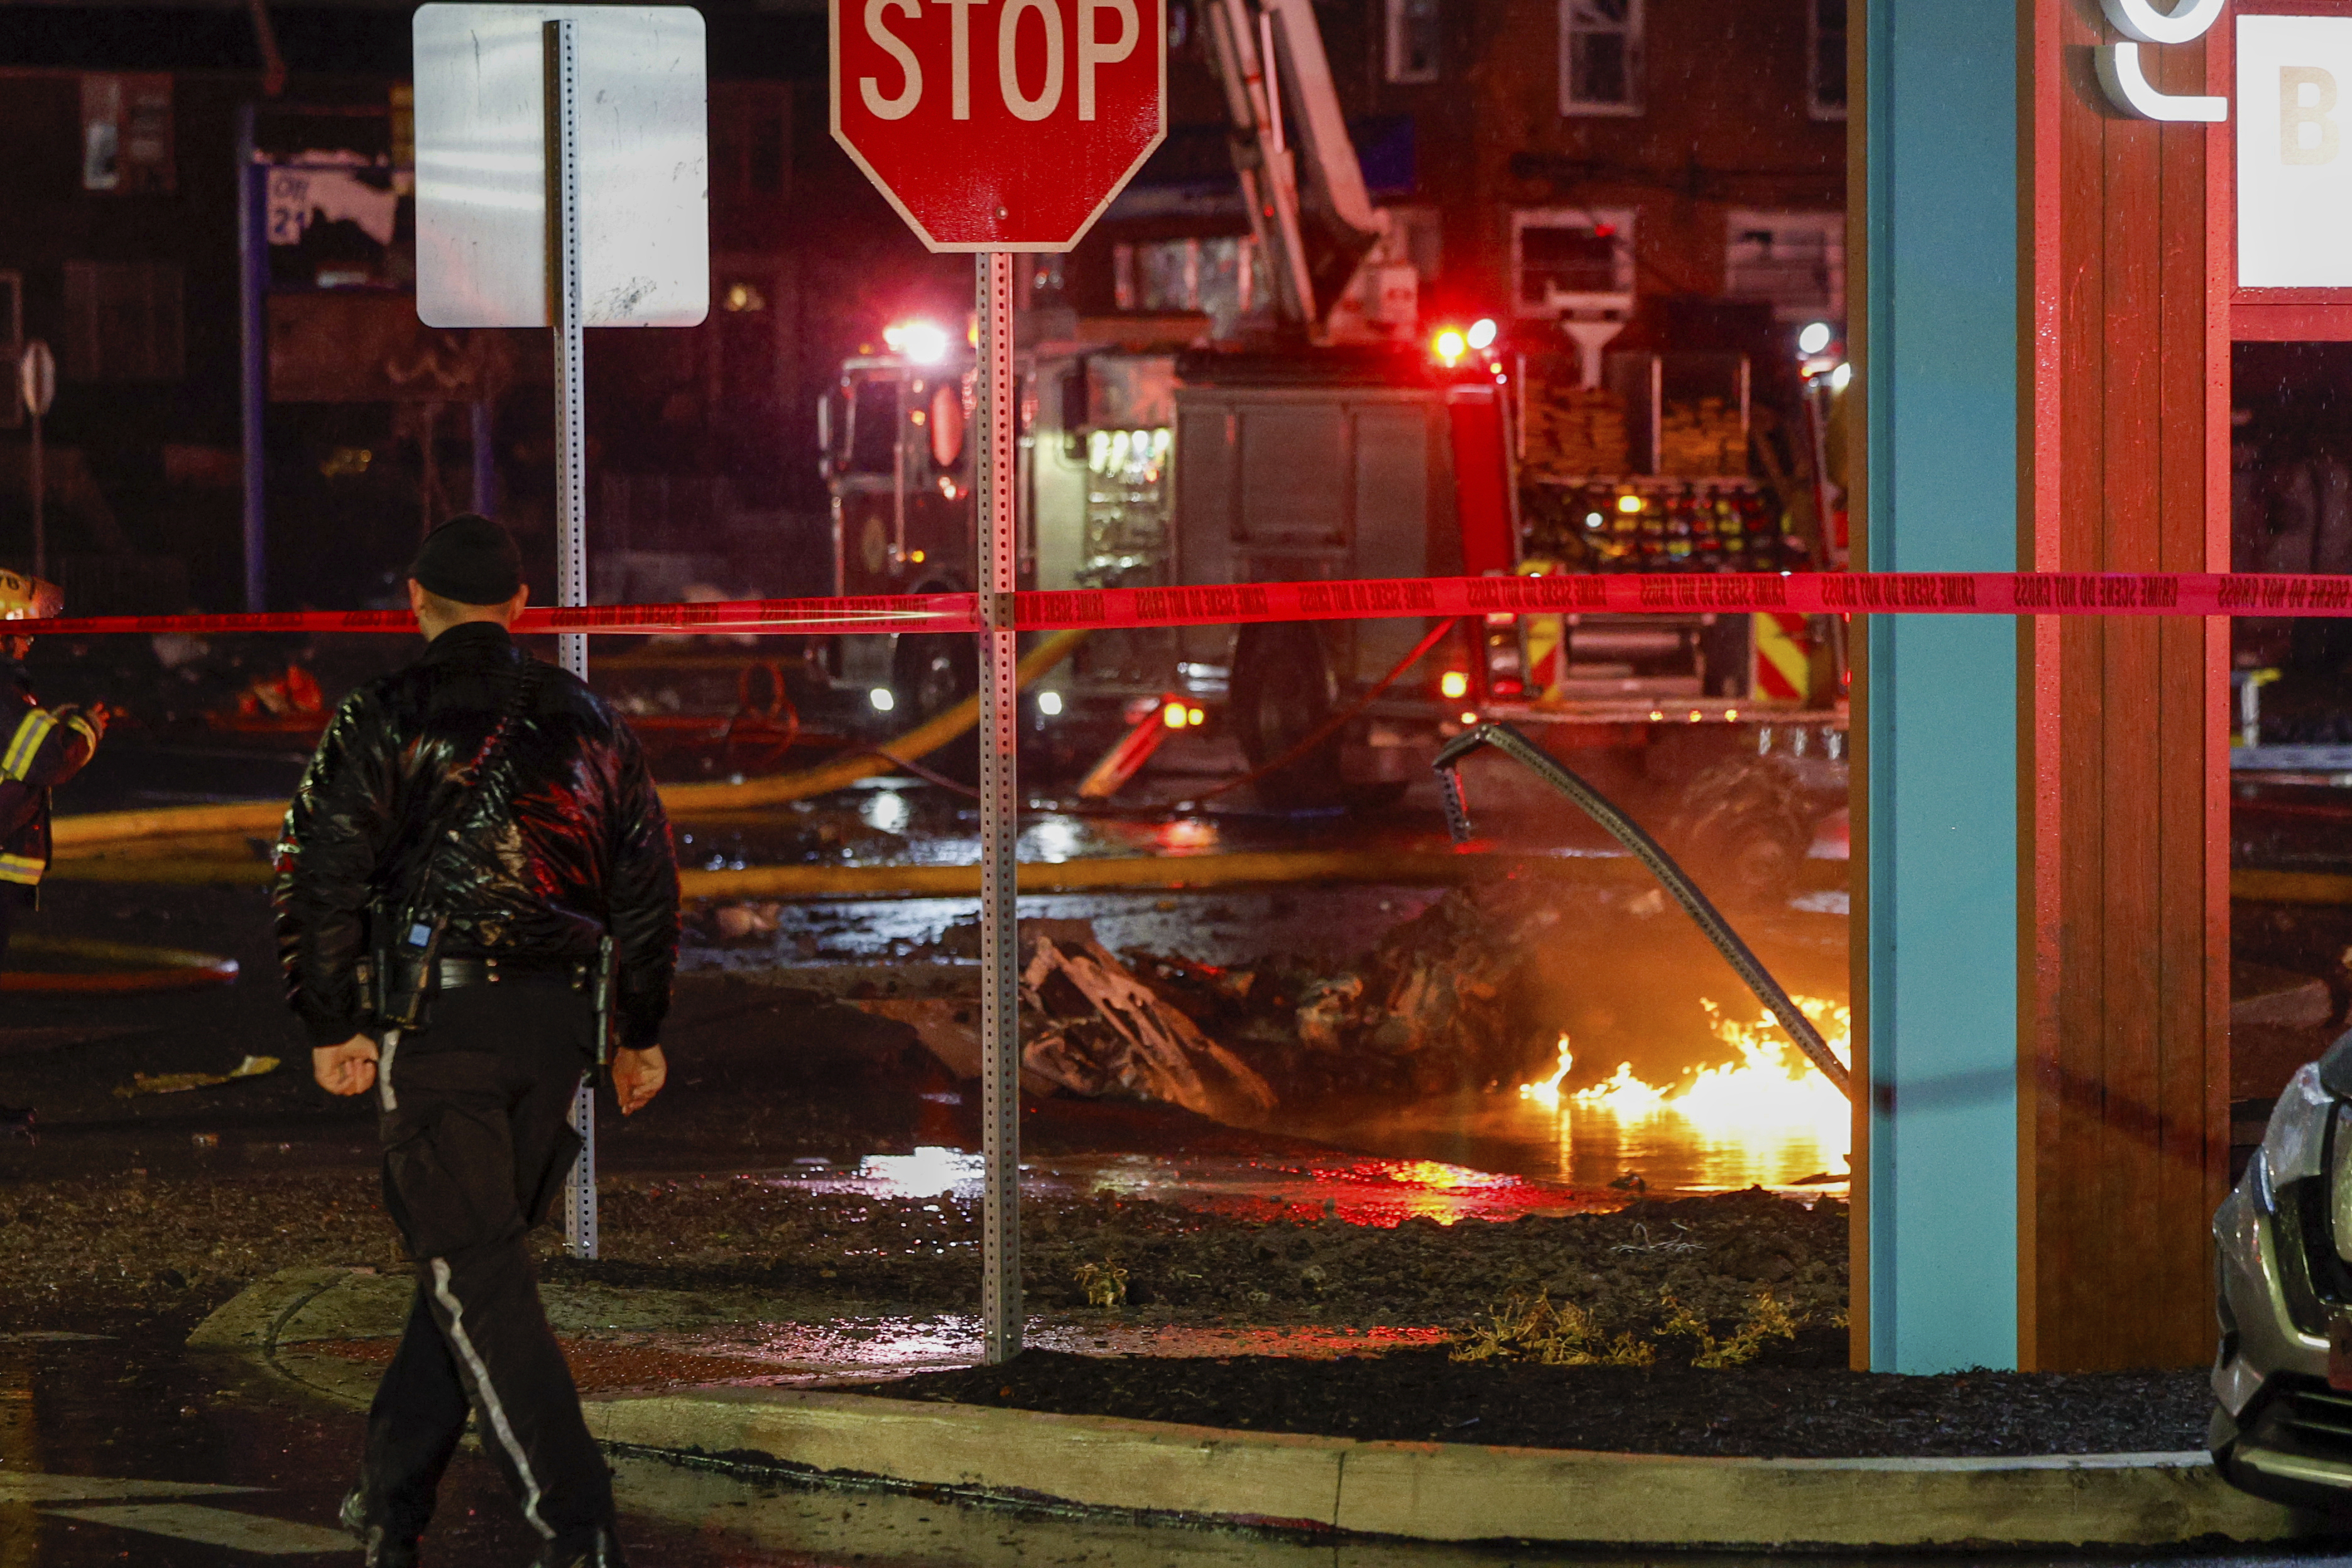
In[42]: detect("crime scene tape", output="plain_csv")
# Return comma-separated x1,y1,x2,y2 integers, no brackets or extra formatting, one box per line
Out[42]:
9,571,2352,640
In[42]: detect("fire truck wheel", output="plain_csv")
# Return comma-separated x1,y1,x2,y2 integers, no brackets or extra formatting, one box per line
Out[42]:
1663,756,1815,908
1229,622,1348,810
893,632,979,783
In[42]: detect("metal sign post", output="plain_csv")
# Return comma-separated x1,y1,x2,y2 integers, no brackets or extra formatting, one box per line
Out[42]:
546,17,599,1262
414,1,708,1264
827,0,1168,1369
17,342,54,580
976,253,1020,1362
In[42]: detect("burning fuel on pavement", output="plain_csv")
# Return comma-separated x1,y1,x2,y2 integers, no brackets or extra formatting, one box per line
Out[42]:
1516,998,1853,1195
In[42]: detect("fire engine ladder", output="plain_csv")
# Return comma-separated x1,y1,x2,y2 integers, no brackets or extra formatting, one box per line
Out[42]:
1434,722,1853,1099
1202,0,1385,337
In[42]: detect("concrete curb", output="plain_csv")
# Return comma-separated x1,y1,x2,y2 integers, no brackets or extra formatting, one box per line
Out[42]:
195,1267,2337,1551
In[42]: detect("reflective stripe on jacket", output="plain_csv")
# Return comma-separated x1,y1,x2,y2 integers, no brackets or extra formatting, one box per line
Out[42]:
0,663,101,886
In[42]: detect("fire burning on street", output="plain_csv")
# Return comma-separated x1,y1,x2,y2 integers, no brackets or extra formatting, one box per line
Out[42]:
1518,998,1853,1172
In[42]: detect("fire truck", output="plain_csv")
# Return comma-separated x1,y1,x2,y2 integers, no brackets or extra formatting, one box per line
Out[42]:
814,0,1847,893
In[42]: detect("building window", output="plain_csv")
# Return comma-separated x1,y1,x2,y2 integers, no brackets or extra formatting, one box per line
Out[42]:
1114,237,1265,340
710,83,792,204
1386,0,1441,84
1560,0,1642,117
79,74,175,195
1723,210,1844,322
1512,209,1636,317
60,261,183,383
1808,0,1848,122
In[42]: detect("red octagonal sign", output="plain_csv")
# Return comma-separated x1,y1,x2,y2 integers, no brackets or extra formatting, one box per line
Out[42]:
832,0,1167,253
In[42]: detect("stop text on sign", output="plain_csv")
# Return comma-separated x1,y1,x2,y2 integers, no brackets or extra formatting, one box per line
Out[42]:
859,0,1140,122
830,0,1167,252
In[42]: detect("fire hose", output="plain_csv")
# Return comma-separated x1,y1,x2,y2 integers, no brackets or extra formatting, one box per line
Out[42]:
1434,721,1852,1100
0,935,239,993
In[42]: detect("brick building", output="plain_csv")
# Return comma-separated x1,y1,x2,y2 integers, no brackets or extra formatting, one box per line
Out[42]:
1097,0,1848,350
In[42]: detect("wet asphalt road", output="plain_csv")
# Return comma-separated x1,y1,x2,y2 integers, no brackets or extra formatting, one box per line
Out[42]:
0,1327,2326,1568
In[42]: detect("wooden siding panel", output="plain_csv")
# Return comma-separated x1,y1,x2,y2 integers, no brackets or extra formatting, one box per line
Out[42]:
2157,36,2223,1364
2024,0,2226,1370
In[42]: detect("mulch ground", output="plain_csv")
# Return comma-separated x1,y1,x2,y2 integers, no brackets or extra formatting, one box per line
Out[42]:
851,1344,2214,1459
0,1175,1844,1333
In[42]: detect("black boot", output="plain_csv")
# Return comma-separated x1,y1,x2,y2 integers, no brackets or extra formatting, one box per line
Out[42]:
534,1524,628,1568
339,1485,420,1568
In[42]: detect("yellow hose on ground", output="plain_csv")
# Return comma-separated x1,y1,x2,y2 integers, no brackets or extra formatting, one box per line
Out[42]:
2231,869,2352,905
50,629,1090,851
53,800,286,847
0,935,239,992
50,842,1851,900
659,629,1087,813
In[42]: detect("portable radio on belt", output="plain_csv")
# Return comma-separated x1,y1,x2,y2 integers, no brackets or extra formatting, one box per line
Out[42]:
374,910,449,1032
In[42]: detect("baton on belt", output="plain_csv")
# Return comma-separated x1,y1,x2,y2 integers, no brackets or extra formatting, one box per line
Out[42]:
588,932,616,1089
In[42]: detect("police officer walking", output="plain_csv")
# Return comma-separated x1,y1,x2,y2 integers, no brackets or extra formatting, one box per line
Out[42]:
273,514,678,1568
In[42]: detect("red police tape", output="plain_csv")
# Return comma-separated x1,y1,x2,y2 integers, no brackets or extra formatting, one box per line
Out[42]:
9,570,2352,640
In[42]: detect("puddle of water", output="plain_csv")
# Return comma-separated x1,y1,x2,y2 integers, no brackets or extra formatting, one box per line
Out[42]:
762,1145,1623,1224
307,1317,1451,1390
760,1126,1846,1224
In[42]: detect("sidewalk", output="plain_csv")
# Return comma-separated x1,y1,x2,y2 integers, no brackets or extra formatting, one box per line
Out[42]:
193,1267,2329,1552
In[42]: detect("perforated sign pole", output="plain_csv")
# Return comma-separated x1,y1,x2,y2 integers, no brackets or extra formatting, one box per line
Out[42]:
548,16,599,1262
977,253,1020,1363
828,0,1168,1367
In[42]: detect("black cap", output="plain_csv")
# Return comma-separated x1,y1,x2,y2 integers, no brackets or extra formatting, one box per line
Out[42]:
410,513,522,606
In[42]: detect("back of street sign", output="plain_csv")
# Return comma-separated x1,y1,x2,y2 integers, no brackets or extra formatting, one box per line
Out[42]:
413,3,709,328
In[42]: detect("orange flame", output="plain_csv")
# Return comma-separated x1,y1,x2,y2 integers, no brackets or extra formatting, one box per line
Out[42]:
1517,1038,1574,1108
1526,997,1853,1162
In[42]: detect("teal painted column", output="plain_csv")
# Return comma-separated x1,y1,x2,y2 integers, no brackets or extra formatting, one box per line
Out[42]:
1863,0,2019,1373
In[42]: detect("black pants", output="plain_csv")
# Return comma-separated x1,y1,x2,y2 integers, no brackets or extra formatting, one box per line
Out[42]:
356,977,609,1554
0,883,33,972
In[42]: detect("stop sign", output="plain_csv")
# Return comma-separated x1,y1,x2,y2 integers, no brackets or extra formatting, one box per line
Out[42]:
831,0,1167,252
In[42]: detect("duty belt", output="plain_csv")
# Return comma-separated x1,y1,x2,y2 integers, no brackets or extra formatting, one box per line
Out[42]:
434,956,592,991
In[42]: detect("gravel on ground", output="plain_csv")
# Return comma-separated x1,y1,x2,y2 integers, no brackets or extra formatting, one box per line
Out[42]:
0,1175,1843,1334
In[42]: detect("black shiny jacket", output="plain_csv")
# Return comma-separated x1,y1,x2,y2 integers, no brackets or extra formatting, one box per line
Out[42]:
272,623,678,1050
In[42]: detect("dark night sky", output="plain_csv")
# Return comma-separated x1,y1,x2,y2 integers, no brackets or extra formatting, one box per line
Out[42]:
0,3,827,80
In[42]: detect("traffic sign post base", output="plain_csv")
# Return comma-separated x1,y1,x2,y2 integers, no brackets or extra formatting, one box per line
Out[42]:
978,251,1021,1363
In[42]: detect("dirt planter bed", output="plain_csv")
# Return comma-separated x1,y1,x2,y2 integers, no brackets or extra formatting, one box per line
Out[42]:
844,1345,2214,1460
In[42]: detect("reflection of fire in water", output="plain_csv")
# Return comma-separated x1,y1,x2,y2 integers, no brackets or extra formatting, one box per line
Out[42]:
1518,996,1853,1168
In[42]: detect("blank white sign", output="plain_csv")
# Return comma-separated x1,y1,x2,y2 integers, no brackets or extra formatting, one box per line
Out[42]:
2240,14,2352,289
413,3,709,328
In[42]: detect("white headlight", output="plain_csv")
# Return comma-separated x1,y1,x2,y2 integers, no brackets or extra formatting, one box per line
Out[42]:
869,688,896,712
2261,1062,2334,1188
1037,690,1064,717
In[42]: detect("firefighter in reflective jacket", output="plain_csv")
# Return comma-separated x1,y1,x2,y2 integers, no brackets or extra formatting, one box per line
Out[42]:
0,568,107,972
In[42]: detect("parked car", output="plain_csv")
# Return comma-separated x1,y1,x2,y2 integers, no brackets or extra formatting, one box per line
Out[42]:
2211,1036,2352,1504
